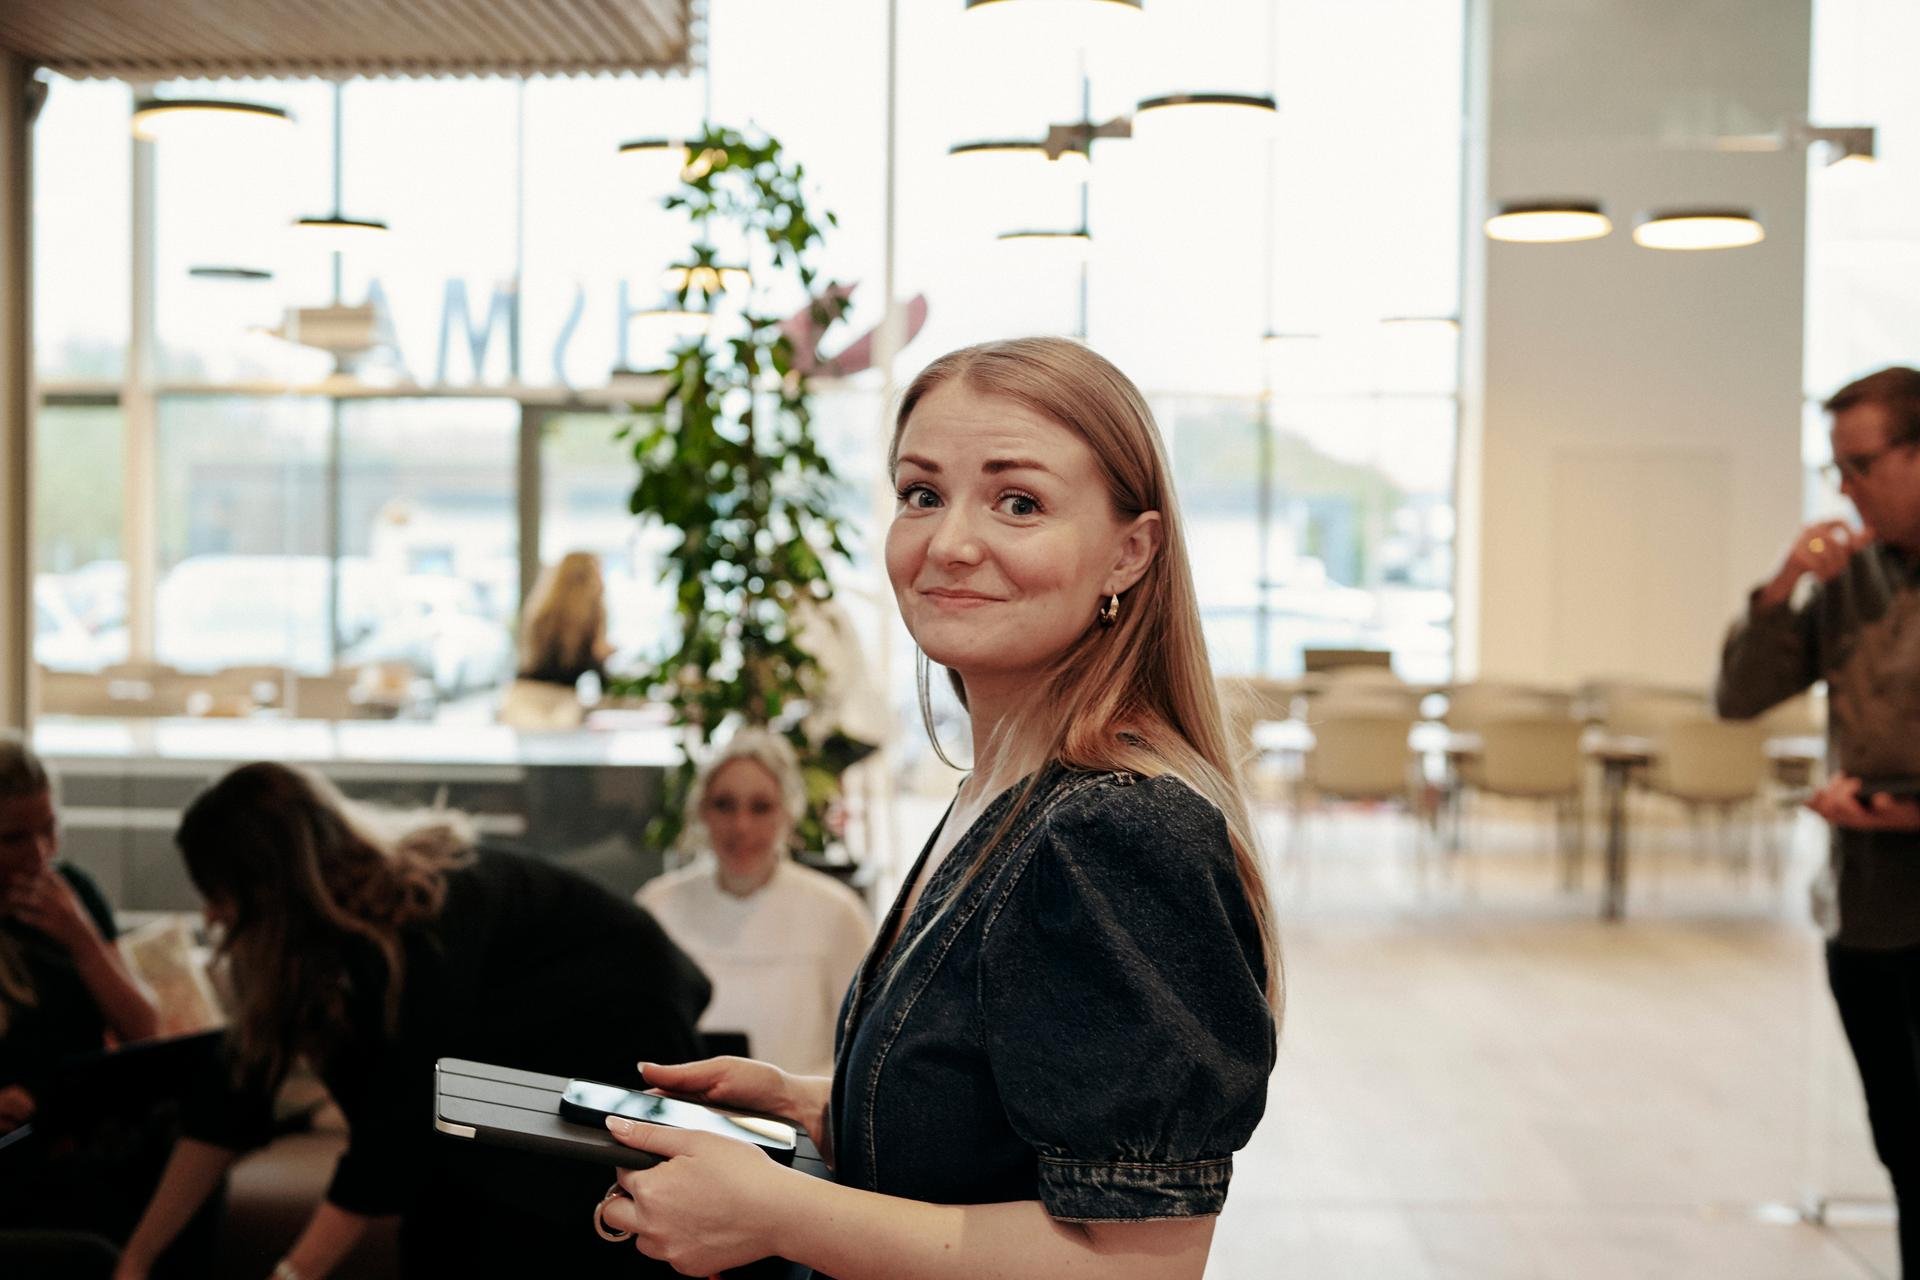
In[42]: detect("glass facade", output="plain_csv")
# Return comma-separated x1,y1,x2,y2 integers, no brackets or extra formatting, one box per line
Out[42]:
27,0,1466,711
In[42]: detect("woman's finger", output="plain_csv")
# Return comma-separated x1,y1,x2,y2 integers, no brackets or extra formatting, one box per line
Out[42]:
606,1114,703,1157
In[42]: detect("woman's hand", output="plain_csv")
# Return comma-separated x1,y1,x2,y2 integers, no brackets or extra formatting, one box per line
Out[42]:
1807,774,1920,832
3,866,100,953
601,1117,803,1277
640,1057,823,1137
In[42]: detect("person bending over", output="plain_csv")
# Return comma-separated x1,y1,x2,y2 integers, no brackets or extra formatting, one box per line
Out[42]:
115,762,710,1280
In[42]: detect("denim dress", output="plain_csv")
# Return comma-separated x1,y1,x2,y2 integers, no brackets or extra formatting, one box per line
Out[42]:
826,765,1276,1241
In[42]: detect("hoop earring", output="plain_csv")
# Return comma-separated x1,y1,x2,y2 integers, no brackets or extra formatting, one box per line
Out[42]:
1097,593,1121,628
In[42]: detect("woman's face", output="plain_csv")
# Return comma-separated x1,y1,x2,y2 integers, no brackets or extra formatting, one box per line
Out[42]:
886,381,1159,697
0,789,56,892
699,759,790,876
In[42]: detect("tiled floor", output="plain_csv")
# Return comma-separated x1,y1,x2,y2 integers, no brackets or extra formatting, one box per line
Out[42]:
1203,802,1901,1279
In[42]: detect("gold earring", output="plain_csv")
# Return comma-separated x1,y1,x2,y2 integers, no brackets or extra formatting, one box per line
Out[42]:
1097,593,1121,628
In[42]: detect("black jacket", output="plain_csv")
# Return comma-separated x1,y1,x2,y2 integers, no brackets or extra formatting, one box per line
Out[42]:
830,767,1275,1225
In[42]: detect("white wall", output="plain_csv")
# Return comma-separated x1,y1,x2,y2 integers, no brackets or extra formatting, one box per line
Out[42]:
1459,0,1811,688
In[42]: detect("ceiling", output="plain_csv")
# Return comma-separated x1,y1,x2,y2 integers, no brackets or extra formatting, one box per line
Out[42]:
0,0,696,79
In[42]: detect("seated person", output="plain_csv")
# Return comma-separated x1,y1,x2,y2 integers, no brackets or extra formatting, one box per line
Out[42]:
501,552,613,729
0,733,164,1264
638,731,872,1078
116,762,711,1280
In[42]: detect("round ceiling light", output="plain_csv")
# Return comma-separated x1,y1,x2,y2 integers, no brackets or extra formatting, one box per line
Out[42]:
293,215,390,249
188,265,274,281
1132,93,1278,147
662,264,752,294
132,97,292,141
1632,208,1765,251
1485,200,1612,243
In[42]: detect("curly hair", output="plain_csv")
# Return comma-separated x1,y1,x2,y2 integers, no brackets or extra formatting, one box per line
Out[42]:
177,762,472,1086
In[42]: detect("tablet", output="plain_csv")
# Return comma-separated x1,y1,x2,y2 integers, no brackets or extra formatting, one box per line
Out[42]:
432,1058,826,1175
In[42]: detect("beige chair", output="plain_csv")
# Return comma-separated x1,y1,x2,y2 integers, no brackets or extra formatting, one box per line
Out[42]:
1304,668,1422,721
35,669,125,716
1293,713,1421,888
1604,687,1712,739
1463,716,1587,888
1443,682,1575,731
283,673,384,721
1643,717,1774,882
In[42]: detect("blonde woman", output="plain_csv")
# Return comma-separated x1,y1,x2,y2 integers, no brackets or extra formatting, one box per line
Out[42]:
638,730,872,1079
598,338,1280,1280
503,551,613,729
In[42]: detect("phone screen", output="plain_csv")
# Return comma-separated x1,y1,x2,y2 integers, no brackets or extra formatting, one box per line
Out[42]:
560,1080,798,1152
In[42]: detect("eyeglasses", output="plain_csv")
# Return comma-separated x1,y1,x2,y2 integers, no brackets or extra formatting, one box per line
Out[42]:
1822,440,1917,484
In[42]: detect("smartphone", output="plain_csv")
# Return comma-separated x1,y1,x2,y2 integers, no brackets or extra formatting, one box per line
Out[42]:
559,1079,799,1162
1856,777,1920,801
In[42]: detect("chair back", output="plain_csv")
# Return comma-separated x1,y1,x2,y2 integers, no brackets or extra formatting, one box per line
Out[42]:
1305,715,1414,800
1476,716,1584,798
1655,718,1770,802
1444,682,1574,730
1303,647,1392,674
1605,688,1711,739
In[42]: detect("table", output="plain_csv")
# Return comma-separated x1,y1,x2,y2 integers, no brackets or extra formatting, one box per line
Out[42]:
1252,719,1824,920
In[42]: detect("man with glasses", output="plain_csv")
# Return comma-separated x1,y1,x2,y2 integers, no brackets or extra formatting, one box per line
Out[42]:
1718,365,1920,1274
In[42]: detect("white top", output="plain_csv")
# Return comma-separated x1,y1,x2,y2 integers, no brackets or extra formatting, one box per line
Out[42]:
637,858,874,1078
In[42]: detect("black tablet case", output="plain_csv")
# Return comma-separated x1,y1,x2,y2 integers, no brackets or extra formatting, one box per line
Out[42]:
433,1057,828,1177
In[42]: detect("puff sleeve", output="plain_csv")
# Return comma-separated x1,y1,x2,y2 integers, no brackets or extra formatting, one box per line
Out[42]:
978,774,1275,1221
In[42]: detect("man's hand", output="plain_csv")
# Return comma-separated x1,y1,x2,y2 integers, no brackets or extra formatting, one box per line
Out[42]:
1806,774,1920,832
1758,520,1873,608
3,866,102,954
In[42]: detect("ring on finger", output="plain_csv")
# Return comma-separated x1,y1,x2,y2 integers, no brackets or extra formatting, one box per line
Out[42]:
1808,537,1827,554
594,1184,633,1242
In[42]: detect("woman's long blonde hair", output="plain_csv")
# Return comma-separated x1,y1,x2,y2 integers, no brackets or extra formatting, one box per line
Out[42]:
518,550,608,679
894,337,1281,1011
177,762,473,1085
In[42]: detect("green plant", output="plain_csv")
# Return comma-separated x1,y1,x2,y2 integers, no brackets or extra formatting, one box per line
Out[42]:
614,124,853,852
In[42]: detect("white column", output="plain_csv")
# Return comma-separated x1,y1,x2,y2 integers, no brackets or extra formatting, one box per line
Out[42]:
124,90,159,666
1459,0,1811,687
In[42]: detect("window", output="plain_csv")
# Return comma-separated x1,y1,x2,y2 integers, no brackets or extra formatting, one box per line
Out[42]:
34,76,130,382
35,405,126,671
337,399,518,695
155,396,329,672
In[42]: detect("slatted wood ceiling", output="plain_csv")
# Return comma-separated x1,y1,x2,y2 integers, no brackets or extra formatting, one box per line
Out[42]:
0,0,694,78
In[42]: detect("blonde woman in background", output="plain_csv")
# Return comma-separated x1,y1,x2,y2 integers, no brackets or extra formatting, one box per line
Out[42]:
502,550,614,729
638,730,872,1079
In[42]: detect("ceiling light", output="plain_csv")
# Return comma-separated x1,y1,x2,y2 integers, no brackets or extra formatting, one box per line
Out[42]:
132,97,291,140
995,228,1092,261
1484,200,1612,243
619,137,691,186
662,264,751,293
293,214,390,248
1632,209,1764,251
1132,93,1277,146
188,265,274,281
